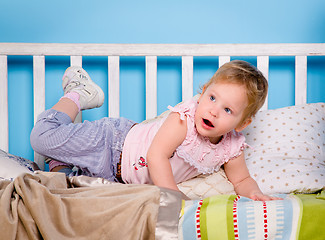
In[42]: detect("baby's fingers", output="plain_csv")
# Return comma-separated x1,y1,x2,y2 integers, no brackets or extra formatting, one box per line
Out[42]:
251,194,283,201
269,195,283,200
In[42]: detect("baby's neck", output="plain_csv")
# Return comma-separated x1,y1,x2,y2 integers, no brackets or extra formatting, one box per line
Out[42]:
208,135,223,145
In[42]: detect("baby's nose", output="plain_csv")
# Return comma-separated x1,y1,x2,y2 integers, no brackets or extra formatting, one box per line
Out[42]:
210,108,219,117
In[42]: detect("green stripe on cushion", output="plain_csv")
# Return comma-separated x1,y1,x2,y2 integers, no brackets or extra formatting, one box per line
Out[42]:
200,197,209,239
226,195,237,240
296,193,325,240
200,195,233,240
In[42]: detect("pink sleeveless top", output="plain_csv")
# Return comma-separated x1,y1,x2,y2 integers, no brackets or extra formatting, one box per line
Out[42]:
121,96,248,184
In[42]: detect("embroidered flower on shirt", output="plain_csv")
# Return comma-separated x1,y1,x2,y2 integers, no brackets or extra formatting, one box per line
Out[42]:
133,156,148,170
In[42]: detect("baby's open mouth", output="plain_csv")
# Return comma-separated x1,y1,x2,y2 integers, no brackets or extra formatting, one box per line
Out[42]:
203,119,214,128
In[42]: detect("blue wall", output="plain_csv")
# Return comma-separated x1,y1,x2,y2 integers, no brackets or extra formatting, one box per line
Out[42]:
1,0,324,161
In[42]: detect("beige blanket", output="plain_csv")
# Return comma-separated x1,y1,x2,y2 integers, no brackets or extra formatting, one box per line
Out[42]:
0,171,182,240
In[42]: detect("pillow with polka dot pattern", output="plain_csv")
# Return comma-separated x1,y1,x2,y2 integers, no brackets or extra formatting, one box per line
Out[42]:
242,102,325,194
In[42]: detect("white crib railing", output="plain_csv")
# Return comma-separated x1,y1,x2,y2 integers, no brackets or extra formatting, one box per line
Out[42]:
1,43,325,169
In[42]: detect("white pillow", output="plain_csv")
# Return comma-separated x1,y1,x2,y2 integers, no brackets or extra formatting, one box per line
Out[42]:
242,102,325,194
0,149,38,180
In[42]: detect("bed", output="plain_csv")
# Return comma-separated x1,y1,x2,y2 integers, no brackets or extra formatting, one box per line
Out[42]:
0,43,324,239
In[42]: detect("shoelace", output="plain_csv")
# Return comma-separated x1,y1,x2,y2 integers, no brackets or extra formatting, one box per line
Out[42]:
64,72,88,91
64,81,82,91
76,70,88,80
65,81,93,96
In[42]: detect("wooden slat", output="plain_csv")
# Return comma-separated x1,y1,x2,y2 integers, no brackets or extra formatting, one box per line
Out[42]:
257,56,269,110
1,43,325,57
295,56,307,105
70,56,82,67
33,56,46,123
0,55,8,152
33,55,46,170
219,56,230,67
182,56,193,101
70,56,83,123
146,56,157,119
108,56,120,118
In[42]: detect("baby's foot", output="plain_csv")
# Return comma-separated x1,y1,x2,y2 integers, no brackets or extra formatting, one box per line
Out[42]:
62,66,104,110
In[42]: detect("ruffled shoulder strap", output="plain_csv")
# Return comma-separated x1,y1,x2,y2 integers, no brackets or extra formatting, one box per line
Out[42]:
225,130,249,161
167,95,199,120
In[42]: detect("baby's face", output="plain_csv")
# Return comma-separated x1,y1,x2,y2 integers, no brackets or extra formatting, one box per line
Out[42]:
194,82,249,144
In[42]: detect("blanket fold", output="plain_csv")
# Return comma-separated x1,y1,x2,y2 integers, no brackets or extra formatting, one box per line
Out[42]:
0,171,166,240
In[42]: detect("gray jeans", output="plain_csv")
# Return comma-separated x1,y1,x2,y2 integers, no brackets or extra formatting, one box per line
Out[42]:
30,109,135,181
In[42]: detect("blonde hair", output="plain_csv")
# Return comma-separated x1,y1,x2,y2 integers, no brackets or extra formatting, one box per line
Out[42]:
202,60,268,124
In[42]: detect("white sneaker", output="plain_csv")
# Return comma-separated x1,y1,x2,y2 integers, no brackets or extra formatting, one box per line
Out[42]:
62,66,104,110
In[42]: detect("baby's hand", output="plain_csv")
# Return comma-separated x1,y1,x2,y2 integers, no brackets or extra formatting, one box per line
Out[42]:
249,192,283,201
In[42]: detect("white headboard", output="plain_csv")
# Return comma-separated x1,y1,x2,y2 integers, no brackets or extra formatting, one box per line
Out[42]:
1,43,325,169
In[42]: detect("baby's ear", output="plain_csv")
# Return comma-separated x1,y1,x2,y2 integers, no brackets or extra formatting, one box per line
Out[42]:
235,117,252,132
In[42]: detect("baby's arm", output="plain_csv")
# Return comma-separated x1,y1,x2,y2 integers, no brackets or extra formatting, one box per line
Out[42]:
146,112,187,191
224,153,281,201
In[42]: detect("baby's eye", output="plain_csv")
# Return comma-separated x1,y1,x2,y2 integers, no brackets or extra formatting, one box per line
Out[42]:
224,108,232,114
209,95,215,102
